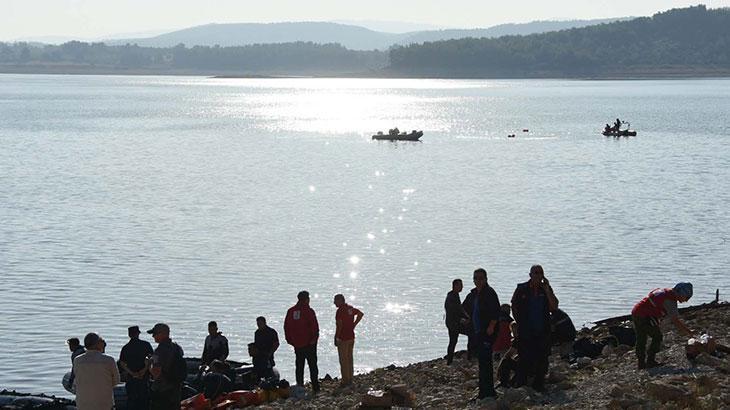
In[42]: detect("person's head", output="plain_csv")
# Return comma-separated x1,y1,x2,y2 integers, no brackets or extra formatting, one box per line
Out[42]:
452,279,463,292
297,291,310,306
673,282,693,302
67,337,81,352
146,323,170,343
83,332,106,352
256,316,267,330
500,304,511,315
127,325,141,339
333,294,345,308
529,264,545,286
208,321,218,336
473,268,487,290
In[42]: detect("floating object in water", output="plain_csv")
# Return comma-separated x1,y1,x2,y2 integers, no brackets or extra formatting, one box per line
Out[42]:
507,134,515,138
522,129,529,132
372,128,423,141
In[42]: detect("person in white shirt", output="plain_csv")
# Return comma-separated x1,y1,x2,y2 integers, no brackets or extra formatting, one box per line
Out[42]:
73,332,120,410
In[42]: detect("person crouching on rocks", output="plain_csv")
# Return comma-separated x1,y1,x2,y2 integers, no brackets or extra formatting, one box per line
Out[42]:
631,282,695,369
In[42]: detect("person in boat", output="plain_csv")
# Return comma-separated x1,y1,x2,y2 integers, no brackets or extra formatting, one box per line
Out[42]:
201,360,234,400
253,316,280,380
202,321,229,368
73,332,120,410
444,279,470,365
119,325,154,410
614,118,621,131
604,124,612,134
631,283,695,369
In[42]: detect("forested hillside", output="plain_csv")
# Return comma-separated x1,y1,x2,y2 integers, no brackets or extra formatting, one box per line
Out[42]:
388,6,730,77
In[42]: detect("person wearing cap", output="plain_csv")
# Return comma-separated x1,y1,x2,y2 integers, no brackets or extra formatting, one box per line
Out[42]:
511,264,559,392
201,320,229,367
631,282,695,369
72,332,120,410
119,325,154,410
147,323,185,410
284,290,320,394
333,294,364,387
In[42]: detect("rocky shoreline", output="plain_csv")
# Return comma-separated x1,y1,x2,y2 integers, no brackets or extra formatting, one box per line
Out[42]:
259,302,730,409
2,303,728,409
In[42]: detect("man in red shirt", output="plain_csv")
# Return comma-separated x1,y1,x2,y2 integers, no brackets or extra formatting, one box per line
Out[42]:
284,291,320,393
333,294,364,387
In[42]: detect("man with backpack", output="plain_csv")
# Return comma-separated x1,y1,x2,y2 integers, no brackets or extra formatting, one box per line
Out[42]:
147,323,187,410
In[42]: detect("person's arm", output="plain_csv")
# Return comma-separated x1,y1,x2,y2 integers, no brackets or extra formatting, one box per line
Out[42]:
335,316,342,346
542,279,558,311
486,289,500,336
353,309,364,328
201,337,210,365
271,332,280,356
672,316,694,337
284,312,293,345
221,337,229,361
110,357,121,386
310,310,320,345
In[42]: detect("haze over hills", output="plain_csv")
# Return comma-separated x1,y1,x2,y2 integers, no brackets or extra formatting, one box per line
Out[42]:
108,18,628,50
2,6,728,78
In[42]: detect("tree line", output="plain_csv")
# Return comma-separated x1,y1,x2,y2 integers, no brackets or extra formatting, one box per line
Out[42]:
0,41,388,75
387,5,730,77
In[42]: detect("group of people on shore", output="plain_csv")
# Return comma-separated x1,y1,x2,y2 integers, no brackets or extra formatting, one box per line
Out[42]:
444,265,559,400
65,292,363,410
444,264,696,401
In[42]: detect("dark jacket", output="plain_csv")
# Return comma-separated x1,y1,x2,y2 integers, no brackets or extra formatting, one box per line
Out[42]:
511,281,558,338
550,308,576,344
444,290,469,329
472,284,501,342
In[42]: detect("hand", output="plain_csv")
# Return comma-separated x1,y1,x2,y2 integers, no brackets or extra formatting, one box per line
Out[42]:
334,338,341,347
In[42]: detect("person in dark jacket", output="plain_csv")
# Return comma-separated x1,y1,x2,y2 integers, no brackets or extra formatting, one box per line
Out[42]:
284,291,320,394
148,323,185,410
444,278,470,365
119,325,154,410
461,287,478,360
511,264,559,392
66,338,85,388
202,321,229,367
471,268,501,399
550,308,576,359
253,316,280,379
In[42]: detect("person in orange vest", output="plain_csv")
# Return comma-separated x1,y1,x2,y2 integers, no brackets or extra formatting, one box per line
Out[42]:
631,282,695,369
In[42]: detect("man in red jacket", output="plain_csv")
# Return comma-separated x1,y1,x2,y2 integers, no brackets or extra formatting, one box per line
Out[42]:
284,290,320,393
632,282,694,369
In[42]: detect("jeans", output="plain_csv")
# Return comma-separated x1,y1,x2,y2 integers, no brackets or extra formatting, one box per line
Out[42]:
337,339,355,384
446,326,461,364
126,377,150,410
294,344,320,392
477,335,496,398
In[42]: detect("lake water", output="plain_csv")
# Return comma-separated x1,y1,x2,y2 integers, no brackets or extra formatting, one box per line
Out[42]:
1,75,728,397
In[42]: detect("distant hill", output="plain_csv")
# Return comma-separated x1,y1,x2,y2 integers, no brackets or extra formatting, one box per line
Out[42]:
396,18,631,45
388,5,730,77
109,18,627,50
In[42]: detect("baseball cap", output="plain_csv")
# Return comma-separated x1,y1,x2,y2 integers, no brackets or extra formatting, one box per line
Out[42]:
146,323,170,335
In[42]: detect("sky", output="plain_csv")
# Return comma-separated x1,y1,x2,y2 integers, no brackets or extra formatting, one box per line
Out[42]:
3,0,730,41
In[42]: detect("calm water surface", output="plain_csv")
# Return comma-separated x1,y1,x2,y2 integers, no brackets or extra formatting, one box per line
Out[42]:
0,75,728,396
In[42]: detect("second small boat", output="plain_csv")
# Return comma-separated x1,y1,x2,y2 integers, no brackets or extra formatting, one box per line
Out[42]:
372,128,423,141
